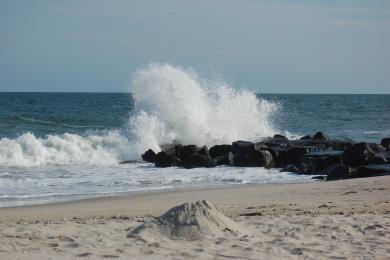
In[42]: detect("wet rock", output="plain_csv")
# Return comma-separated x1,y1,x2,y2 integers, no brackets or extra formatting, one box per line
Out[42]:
326,163,353,181
182,154,214,168
154,151,181,167
209,144,232,158
313,132,329,140
300,150,343,174
230,149,274,168
351,164,390,179
342,142,376,167
263,145,310,168
142,149,156,162
282,145,318,167
381,137,390,150
280,164,299,173
231,141,254,153
176,145,199,161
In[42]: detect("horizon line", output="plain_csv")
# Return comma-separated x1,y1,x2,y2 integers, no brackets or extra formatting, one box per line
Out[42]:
0,91,389,95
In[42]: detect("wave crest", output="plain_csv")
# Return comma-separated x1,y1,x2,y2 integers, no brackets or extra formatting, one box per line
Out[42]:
128,63,278,152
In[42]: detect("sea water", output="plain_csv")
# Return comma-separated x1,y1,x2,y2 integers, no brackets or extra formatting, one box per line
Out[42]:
0,64,389,206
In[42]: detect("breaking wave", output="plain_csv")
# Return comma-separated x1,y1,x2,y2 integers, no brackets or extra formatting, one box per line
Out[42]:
0,64,279,167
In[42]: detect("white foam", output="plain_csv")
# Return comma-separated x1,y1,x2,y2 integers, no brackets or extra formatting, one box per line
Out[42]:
128,63,279,153
0,132,131,167
0,63,280,167
0,164,314,207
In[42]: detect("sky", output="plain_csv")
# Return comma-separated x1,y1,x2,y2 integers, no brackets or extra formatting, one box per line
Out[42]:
0,0,389,94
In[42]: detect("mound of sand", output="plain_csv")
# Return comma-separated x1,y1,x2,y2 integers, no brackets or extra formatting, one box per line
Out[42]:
128,200,245,241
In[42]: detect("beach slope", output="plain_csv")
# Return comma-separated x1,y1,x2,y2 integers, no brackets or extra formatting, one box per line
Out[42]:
0,176,389,259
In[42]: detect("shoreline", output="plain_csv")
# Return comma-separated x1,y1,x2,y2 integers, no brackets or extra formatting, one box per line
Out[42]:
0,178,313,209
1,176,388,221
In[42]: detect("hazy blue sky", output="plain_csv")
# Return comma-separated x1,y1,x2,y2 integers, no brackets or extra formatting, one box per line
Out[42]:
1,0,389,93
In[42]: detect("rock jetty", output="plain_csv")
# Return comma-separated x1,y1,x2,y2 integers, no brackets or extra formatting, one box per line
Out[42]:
140,132,390,181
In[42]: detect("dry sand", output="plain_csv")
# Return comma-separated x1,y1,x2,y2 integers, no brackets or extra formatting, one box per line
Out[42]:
0,176,389,260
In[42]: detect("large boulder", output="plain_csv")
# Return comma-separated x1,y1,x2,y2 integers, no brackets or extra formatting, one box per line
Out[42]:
280,145,317,167
351,164,390,179
342,142,376,167
325,163,353,181
181,154,214,168
154,151,181,167
141,149,156,162
300,150,343,174
209,144,232,158
231,141,254,153
181,146,214,168
229,149,274,168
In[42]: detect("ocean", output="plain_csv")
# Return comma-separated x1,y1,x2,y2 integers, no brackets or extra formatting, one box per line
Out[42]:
1,64,389,207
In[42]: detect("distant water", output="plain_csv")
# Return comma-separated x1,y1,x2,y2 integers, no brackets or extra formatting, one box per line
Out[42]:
0,64,389,206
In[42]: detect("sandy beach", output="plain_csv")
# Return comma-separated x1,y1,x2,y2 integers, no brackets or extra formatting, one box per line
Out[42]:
0,176,388,259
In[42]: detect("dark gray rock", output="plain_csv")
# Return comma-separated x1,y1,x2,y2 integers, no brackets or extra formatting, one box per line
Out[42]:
300,135,312,140
176,145,199,161
263,145,317,168
342,142,376,167
326,164,353,181
351,164,390,179
381,137,390,150
300,150,343,174
141,149,156,162
181,154,214,169
283,145,318,166
230,149,274,168
313,132,329,140
154,151,181,167
209,145,232,158
231,141,254,153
